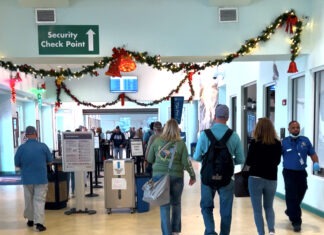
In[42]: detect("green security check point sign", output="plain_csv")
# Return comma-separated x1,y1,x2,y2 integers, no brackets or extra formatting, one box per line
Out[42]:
38,25,99,55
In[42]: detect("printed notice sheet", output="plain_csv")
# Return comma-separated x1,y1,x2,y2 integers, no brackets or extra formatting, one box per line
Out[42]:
62,132,95,172
130,138,144,156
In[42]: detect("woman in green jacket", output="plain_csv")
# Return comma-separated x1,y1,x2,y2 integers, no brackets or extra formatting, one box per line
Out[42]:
147,118,196,235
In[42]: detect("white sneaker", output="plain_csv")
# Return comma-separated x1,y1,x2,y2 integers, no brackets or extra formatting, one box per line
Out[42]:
172,233,180,235
269,232,275,235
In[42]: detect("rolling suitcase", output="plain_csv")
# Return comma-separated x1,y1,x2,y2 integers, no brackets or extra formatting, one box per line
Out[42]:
104,159,135,214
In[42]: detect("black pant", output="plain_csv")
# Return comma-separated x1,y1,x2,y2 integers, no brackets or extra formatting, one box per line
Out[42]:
282,168,308,225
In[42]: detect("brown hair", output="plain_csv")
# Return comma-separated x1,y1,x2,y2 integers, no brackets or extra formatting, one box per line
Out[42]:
253,117,278,144
160,118,181,142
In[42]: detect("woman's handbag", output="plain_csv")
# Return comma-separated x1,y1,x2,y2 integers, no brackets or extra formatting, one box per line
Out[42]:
234,171,250,197
234,163,250,197
142,174,170,206
142,142,176,206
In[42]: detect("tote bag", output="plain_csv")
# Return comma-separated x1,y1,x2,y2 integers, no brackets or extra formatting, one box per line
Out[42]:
142,174,170,206
142,142,176,206
234,171,250,197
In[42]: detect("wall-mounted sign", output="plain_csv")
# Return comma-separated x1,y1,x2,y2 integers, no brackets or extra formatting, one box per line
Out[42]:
38,25,99,55
171,96,184,124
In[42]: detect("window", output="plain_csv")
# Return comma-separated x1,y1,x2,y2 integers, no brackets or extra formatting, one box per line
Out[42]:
231,96,237,132
314,70,324,176
265,84,275,123
292,76,305,134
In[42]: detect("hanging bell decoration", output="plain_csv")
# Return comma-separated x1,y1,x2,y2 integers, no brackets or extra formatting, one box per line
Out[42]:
105,60,121,77
287,61,298,73
119,54,136,72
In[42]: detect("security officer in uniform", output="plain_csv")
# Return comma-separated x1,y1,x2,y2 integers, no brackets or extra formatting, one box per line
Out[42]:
282,120,320,232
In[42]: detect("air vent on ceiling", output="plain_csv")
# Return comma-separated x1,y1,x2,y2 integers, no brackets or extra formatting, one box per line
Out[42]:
35,8,56,24
219,8,238,22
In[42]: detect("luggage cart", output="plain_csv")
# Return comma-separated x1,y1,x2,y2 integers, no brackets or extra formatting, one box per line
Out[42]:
104,159,135,214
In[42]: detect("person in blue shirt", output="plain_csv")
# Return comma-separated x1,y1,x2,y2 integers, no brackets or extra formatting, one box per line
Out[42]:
282,120,320,232
193,104,244,235
14,126,53,232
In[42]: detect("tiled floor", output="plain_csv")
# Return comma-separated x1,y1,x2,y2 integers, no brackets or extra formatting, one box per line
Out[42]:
0,161,323,235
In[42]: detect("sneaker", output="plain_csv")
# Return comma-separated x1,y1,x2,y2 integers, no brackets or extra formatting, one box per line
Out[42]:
293,224,301,232
269,232,275,235
36,223,47,232
26,220,34,227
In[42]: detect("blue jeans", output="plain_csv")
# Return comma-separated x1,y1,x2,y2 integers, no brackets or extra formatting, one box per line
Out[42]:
157,175,184,235
113,146,123,159
200,180,234,235
248,176,277,235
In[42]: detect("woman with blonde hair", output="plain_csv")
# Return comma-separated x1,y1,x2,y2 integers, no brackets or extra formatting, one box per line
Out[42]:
147,118,196,235
244,117,281,235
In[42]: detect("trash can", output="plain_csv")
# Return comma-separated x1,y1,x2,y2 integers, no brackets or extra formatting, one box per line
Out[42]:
135,173,150,213
45,159,68,210
190,142,197,157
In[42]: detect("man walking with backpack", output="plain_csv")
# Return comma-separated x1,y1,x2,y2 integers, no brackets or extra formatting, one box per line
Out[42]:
193,104,244,235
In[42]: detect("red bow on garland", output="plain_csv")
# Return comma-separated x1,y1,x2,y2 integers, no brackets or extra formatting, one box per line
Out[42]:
286,15,298,34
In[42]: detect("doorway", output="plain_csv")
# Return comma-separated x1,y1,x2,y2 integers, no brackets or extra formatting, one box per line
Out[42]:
242,83,257,156
231,96,237,132
265,84,276,123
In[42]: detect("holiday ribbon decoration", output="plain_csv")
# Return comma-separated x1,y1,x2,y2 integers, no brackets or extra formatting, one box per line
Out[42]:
55,101,61,112
286,14,298,34
10,79,17,103
119,93,125,106
7,72,23,103
15,72,22,82
0,10,304,109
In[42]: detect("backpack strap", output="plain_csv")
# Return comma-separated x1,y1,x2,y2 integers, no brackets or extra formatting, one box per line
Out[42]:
204,128,233,144
220,129,233,144
204,129,216,144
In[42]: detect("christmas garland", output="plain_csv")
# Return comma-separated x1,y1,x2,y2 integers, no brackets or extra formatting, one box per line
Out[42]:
0,9,303,108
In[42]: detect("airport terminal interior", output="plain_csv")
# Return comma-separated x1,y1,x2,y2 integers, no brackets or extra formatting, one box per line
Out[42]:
1,0,324,234
0,161,323,235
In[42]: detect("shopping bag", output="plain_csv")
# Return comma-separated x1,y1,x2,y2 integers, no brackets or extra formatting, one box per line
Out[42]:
234,171,250,197
142,174,170,206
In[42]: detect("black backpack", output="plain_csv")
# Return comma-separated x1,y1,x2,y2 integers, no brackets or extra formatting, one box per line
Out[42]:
200,128,234,189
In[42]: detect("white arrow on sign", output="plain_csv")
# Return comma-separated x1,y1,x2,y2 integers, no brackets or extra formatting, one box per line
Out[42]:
86,29,96,51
